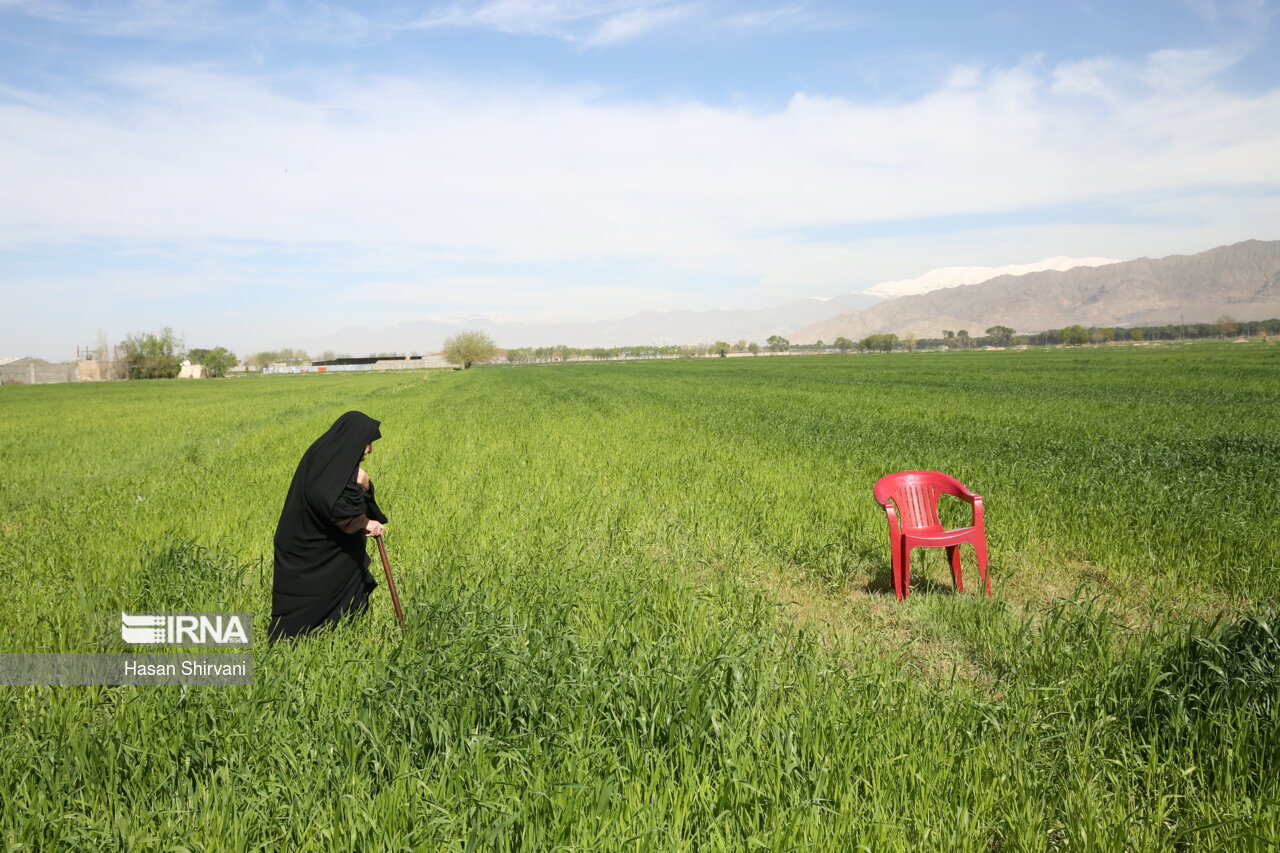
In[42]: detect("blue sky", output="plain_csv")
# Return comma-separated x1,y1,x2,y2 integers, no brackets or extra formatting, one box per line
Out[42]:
2,0,1278,358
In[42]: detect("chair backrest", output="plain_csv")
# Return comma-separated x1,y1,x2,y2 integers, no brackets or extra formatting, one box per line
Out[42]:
873,470,972,531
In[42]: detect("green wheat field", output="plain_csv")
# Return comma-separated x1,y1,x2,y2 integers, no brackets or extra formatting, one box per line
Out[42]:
1,343,1278,851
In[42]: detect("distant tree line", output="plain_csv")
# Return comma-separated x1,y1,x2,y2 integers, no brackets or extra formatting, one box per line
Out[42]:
499,338,827,363
243,349,311,370
1015,316,1280,347
503,343,739,363
112,314,1280,381
118,328,184,379
117,328,238,379
789,316,1280,354
480,315,1280,368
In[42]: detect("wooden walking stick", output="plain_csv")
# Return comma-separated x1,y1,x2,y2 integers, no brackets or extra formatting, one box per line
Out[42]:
375,535,406,632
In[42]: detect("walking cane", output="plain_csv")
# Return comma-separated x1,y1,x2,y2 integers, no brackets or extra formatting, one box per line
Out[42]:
375,535,406,632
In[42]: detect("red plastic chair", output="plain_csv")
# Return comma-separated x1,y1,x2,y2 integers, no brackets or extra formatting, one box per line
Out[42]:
873,471,990,601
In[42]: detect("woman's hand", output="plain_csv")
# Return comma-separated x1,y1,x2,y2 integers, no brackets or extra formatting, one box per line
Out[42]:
364,519,385,537
356,467,371,492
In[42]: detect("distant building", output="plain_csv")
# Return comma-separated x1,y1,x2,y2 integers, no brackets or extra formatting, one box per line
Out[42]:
0,357,79,385
302,354,451,373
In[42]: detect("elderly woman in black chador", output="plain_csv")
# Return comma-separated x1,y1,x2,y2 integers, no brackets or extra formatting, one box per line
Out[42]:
269,411,388,642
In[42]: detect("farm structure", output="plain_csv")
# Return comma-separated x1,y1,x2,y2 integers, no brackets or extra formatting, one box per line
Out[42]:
264,355,451,374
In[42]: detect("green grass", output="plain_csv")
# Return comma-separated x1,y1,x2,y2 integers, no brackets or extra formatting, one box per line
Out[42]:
1,343,1278,850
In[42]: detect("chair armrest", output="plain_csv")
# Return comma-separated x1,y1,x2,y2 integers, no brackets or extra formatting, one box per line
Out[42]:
970,495,984,528
881,501,901,540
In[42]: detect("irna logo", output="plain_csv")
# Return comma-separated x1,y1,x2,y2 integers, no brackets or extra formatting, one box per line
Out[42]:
120,612,253,647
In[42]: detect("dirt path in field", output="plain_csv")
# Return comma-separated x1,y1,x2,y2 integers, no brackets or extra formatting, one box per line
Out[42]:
747,566,989,685
743,552,1247,690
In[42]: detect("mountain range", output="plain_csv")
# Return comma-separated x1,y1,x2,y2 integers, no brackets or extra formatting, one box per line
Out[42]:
303,239,1280,354
861,255,1119,298
790,239,1280,344
303,292,882,354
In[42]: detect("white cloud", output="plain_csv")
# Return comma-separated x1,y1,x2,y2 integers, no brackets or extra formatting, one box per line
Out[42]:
413,0,690,44
862,256,1122,299
2,43,1279,354
0,0,381,43
410,0,829,45
4,53,1278,259
1180,0,1273,26
0,0,215,35
726,4,824,30
582,4,690,45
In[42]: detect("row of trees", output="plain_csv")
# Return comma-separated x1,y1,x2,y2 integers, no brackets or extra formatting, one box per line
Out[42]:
503,343,716,363
859,334,900,352
499,337,826,363
809,316,1280,353
1021,316,1280,347
115,329,238,379
913,316,1278,349
709,340,765,357
118,328,184,379
441,317,1274,368
716,316,1277,356
106,313,1280,380
109,329,496,376
243,349,310,370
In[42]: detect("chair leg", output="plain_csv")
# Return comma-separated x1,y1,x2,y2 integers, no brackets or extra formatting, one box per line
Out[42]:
947,545,964,593
974,538,991,597
901,544,912,600
890,538,904,602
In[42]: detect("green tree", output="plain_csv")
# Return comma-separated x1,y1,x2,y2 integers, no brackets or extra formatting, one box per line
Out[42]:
748,342,760,356
1090,327,1115,344
1061,324,1089,345
833,336,854,353
957,330,970,349
119,328,183,379
1131,328,1145,341
766,335,790,353
188,346,237,378
1215,314,1238,338
711,341,731,358
733,339,747,353
860,333,898,353
251,349,309,368
247,352,278,370
985,325,1015,346
443,329,498,369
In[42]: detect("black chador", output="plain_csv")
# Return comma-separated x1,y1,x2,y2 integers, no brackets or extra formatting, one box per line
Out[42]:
269,411,388,642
